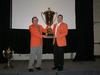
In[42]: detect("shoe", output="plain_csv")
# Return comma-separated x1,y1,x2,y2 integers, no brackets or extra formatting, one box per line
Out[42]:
58,66,63,71
52,67,57,70
35,67,42,71
28,69,34,72
58,68,63,71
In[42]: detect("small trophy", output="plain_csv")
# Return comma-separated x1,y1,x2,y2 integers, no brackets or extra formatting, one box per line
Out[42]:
3,47,14,69
41,7,57,36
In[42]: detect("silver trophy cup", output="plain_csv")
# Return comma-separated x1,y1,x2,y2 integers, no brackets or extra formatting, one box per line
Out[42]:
41,8,57,36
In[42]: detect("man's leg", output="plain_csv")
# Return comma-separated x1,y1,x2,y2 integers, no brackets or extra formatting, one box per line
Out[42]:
35,46,42,69
58,47,64,71
28,48,36,69
52,45,59,69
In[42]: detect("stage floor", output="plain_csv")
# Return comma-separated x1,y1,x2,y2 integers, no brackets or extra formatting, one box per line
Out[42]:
0,58,100,72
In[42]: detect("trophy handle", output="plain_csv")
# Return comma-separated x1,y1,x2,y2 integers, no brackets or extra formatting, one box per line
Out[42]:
41,12,46,24
53,12,58,25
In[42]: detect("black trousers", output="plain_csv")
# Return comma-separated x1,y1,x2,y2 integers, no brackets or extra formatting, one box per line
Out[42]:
53,42,65,69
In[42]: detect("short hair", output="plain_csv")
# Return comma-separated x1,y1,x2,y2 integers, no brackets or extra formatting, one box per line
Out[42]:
32,16,38,22
58,14,63,18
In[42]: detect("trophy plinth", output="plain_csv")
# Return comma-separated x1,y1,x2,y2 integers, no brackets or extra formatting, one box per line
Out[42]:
41,8,57,36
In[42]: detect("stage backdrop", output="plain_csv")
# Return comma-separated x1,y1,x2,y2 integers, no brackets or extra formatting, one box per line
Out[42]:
11,0,76,29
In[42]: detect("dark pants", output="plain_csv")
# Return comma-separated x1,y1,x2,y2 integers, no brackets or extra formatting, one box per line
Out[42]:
53,42,65,70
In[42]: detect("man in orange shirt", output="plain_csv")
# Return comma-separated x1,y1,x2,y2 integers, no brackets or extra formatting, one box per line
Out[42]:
28,17,46,72
52,14,68,71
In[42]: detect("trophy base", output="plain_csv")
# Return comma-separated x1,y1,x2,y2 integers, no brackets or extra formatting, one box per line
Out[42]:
45,33,54,38
47,34,54,36
3,60,14,69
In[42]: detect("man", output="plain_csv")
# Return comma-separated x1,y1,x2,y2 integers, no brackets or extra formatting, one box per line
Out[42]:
28,17,46,72
52,14,68,71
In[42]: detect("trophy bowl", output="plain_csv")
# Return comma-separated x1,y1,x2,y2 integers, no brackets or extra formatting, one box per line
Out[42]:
41,8,57,36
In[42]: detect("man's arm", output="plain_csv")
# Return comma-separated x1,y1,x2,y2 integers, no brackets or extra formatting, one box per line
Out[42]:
40,25,47,33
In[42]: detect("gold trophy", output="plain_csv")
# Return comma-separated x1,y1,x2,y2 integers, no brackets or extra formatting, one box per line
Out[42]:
3,47,14,69
41,7,57,36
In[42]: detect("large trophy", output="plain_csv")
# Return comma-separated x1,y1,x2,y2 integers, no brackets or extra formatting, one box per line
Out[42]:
3,47,14,69
41,8,57,36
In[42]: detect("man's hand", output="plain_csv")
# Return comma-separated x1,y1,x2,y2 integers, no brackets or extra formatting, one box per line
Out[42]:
42,35,47,38
48,26,51,28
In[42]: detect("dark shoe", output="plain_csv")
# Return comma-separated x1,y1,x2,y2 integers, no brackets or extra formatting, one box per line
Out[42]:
35,67,42,71
58,66,63,71
28,69,34,72
58,68,63,71
52,67,57,70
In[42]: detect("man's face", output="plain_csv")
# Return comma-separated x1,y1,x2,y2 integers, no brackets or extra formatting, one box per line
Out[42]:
57,16,63,23
32,18,38,25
